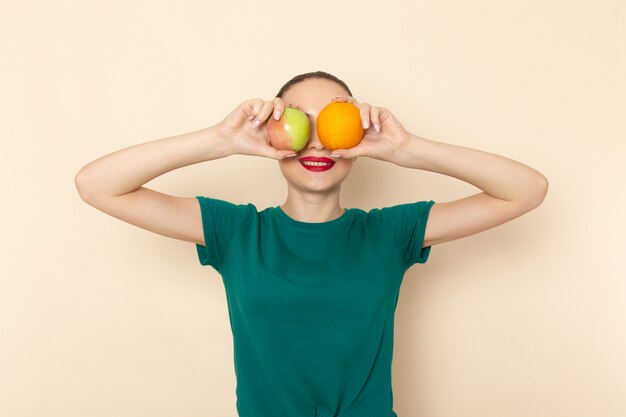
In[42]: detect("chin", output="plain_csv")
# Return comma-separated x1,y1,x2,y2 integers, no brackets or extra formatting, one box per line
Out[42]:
294,181,343,195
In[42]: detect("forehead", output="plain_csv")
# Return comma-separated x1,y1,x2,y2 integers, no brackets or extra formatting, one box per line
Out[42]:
282,78,348,111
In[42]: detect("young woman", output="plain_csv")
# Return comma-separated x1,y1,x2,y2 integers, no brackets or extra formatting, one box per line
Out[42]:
75,71,548,417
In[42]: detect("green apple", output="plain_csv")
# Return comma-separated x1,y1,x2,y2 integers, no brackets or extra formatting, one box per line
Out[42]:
266,107,311,151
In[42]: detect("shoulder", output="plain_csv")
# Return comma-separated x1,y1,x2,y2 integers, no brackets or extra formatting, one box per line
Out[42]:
195,196,258,230
196,196,258,213
365,200,435,219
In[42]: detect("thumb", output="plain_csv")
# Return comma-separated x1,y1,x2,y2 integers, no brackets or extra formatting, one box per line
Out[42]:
257,143,296,160
330,147,363,159
273,148,299,160
280,150,299,159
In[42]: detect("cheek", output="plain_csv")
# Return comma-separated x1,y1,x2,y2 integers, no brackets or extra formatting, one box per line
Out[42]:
278,159,304,176
335,159,353,169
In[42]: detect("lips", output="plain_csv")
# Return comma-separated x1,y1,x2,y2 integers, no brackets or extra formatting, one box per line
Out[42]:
298,156,335,172
299,156,335,163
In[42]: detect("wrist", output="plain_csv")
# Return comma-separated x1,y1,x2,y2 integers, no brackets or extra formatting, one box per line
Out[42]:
390,132,418,167
204,125,235,159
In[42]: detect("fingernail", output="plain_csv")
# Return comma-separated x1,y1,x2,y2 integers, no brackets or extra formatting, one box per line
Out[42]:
248,115,254,120
286,153,297,157
330,153,341,158
274,110,281,120
362,120,369,129
374,123,380,132
252,120,260,128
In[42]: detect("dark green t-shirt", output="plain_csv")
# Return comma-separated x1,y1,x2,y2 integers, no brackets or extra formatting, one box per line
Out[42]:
195,196,435,417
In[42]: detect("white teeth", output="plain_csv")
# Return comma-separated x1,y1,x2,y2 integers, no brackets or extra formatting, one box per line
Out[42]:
302,161,331,166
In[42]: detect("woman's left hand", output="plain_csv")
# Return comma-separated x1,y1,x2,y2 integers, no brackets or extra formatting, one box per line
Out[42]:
327,96,412,162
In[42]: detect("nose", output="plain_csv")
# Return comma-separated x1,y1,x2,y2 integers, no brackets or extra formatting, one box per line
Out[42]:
305,119,327,152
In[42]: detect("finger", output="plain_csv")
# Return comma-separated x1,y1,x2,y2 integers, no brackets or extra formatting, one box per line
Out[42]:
247,98,264,120
268,148,297,159
332,96,364,123
272,97,284,120
332,97,361,109
332,95,357,105
359,103,371,129
330,145,366,160
280,150,299,159
329,149,349,159
370,106,381,133
262,144,298,160
251,100,274,128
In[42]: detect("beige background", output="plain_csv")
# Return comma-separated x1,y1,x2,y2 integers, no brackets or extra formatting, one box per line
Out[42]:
2,0,624,416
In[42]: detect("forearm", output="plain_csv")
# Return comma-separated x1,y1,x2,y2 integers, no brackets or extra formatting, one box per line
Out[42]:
75,125,232,199
392,133,548,203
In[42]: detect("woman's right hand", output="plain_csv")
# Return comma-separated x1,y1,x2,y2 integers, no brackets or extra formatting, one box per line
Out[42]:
215,97,299,160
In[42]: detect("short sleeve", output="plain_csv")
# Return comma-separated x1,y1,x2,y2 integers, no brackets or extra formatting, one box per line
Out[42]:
370,200,436,267
194,196,252,269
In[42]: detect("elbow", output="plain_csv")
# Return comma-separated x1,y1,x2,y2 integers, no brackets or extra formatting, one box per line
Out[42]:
75,170,93,203
528,173,549,209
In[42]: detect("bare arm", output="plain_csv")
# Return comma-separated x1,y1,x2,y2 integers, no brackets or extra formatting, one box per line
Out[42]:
316,95,548,248
392,133,549,247
74,126,234,245
74,97,296,245
75,125,232,200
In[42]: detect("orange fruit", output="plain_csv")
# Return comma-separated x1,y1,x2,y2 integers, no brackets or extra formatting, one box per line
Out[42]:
316,102,365,150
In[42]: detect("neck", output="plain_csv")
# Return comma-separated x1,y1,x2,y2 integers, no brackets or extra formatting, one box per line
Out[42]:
281,190,344,223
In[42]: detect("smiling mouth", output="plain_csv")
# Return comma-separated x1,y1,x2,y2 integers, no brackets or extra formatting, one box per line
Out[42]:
299,160,335,171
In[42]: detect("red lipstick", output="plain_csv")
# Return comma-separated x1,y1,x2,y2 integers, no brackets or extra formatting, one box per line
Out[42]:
298,156,336,172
